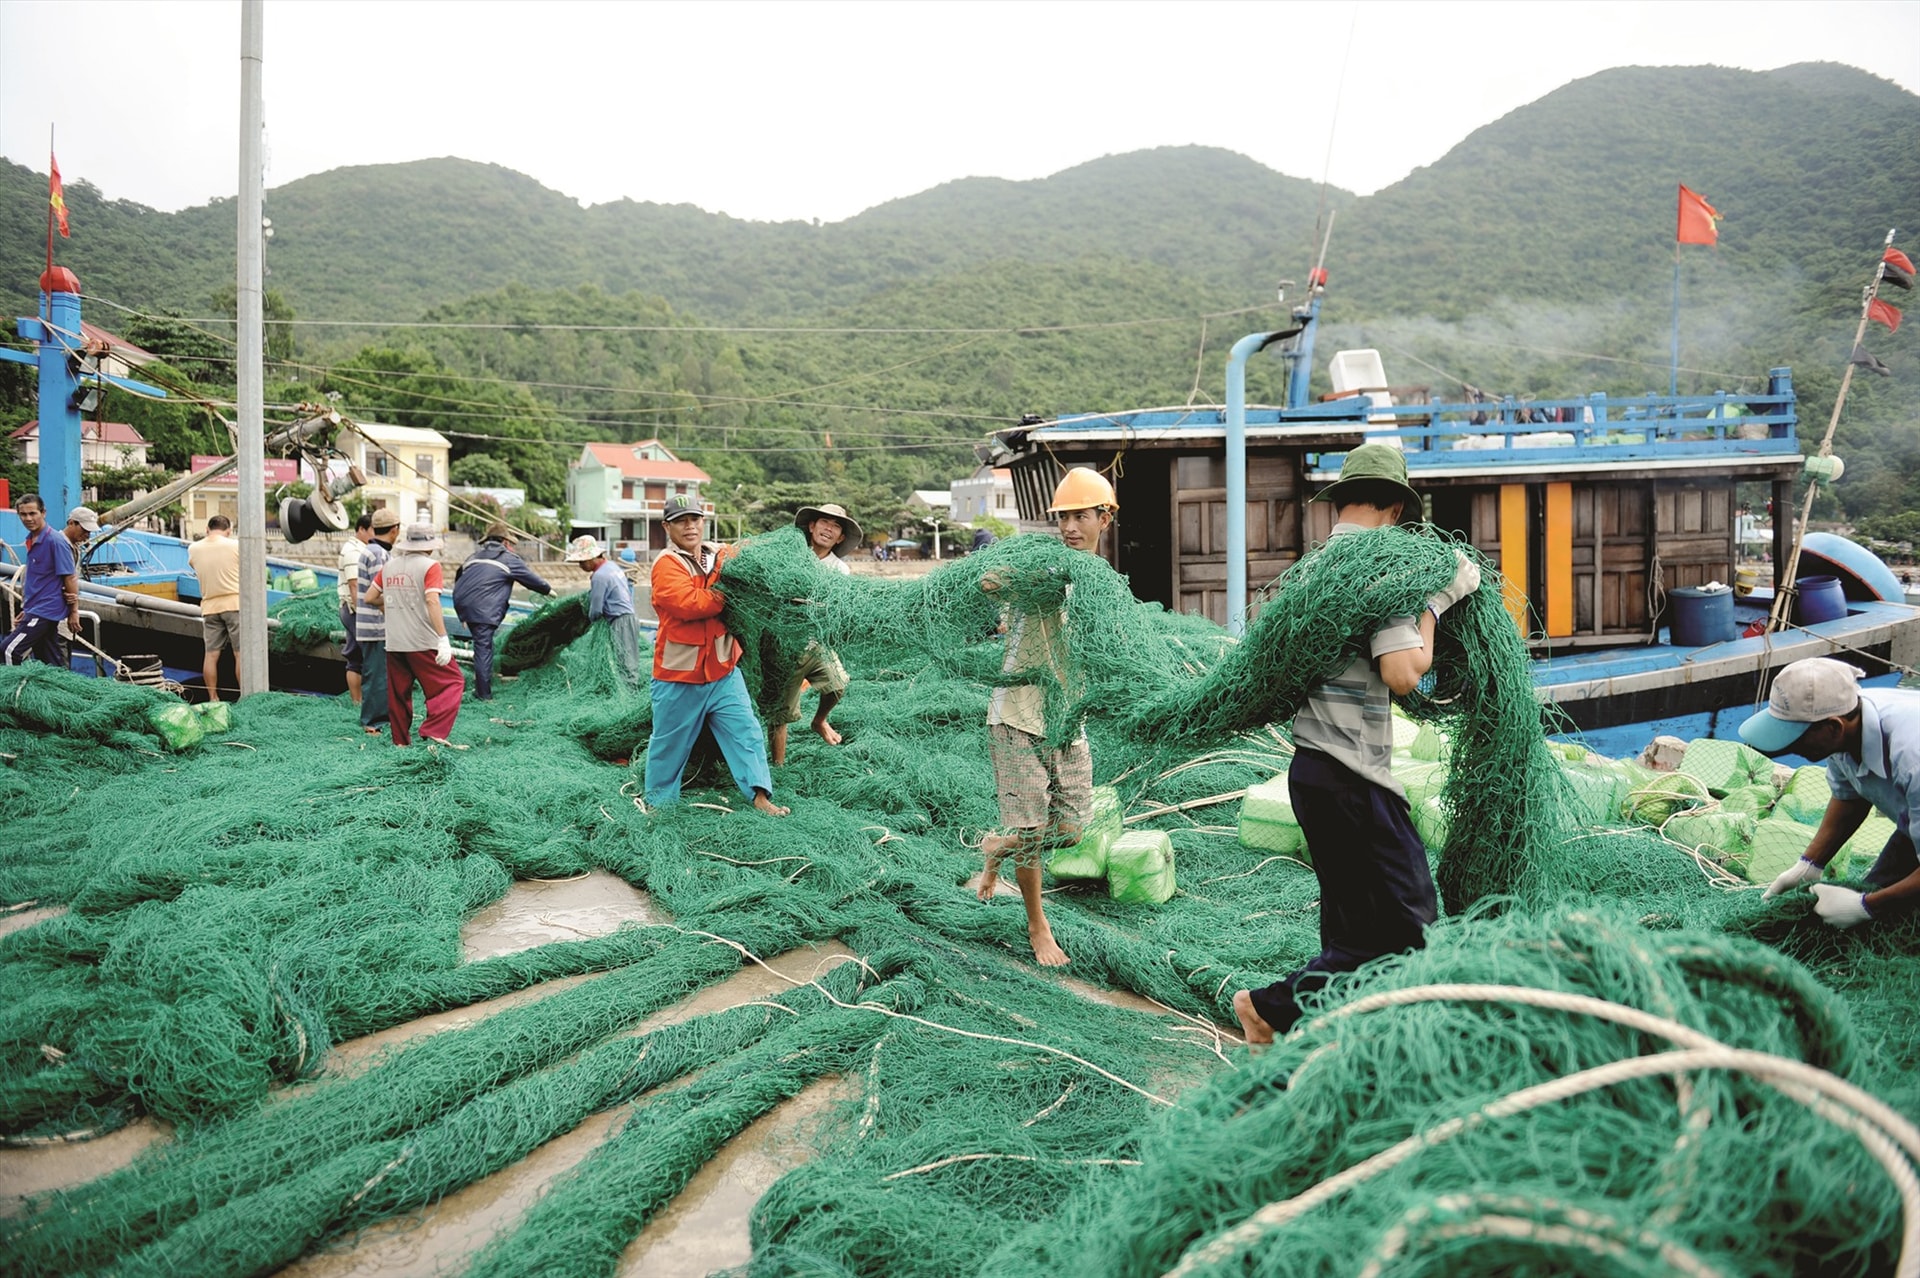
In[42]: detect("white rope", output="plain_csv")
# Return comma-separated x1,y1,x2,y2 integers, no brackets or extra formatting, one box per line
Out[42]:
1162,982,1920,1278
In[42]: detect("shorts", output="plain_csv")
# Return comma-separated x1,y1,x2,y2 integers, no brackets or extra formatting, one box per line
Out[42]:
203,609,241,654
988,722,1093,862
776,641,849,724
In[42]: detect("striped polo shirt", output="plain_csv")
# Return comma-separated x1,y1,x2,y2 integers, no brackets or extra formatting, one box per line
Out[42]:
1290,524,1425,796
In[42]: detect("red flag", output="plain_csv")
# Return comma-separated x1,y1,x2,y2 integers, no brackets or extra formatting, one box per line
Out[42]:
1869,297,1902,333
1676,184,1719,245
49,154,69,238
1884,247,1915,291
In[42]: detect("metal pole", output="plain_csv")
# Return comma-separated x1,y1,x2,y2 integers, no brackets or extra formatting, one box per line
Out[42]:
1225,331,1285,638
1670,243,1682,397
235,0,268,695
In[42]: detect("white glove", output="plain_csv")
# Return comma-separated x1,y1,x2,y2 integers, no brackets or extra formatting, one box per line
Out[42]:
1762,856,1824,900
1810,883,1872,929
433,635,454,667
1426,551,1482,619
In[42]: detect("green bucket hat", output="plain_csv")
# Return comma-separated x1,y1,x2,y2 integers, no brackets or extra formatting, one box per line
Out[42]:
1311,443,1423,524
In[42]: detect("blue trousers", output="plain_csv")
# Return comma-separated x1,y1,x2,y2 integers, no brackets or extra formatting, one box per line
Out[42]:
1866,829,1917,892
467,621,498,699
359,639,389,729
645,668,774,806
1247,748,1438,1035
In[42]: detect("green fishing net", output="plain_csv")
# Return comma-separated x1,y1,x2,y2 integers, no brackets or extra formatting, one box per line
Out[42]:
2,522,1916,1278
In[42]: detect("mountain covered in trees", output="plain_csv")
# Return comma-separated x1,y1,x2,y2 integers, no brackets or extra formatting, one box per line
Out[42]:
1,61,1915,528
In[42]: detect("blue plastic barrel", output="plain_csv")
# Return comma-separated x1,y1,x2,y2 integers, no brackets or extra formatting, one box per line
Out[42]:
1795,575,1847,625
1669,585,1735,647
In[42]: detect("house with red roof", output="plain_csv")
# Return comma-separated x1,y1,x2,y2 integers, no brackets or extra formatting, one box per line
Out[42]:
10,419,151,469
567,439,713,557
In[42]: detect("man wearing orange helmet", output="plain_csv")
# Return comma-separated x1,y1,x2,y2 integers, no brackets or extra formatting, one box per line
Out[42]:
975,465,1116,967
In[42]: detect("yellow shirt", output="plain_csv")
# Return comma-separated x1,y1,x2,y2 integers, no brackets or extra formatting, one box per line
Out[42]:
188,534,242,615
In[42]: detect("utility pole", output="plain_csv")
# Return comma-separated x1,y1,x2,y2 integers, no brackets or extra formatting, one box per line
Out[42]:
235,0,268,695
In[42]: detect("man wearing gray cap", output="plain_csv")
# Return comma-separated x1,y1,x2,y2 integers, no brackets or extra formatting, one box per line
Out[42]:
355,508,403,733
1741,656,1920,927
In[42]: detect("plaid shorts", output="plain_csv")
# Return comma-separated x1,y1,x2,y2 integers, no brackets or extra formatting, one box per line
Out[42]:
776,641,849,723
988,722,1093,864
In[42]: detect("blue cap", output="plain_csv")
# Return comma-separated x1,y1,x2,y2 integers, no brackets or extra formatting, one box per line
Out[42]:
1736,658,1863,756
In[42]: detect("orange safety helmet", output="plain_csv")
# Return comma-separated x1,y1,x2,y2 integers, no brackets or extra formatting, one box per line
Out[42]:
1047,466,1118,513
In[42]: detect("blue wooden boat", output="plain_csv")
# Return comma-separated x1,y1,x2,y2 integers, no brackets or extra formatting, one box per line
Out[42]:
989,281,1920,759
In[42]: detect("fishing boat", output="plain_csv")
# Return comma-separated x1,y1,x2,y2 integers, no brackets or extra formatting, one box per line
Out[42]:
987,276,1920,759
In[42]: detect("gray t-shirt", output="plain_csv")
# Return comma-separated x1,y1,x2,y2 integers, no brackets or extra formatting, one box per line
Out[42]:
378,551,446,654
1290,524,1425,795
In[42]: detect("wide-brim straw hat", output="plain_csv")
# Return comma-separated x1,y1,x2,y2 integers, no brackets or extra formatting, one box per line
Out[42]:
1310,443,1423,524
795,503,863,550
397,523,445,552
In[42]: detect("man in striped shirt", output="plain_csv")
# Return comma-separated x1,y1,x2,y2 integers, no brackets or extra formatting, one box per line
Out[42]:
1234,444,1479,1044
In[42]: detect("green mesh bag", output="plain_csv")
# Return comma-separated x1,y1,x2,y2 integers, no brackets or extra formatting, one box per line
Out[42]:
1678,738,1772,797
1105,829,1175,904
1746,816,1818,885
1410,793,1450,851
1047,785,1121,880
1838,812,1895,877
1663,810,1757,872
1560,761,1621,826
1719,783,1776,821
1408,720,1450,762
148,702,205,752
1237,773,1305,858
1776,765,1833,825
1391,760,1449,807
1624,772,1709,825
1389,708,1421,754
194,701,233,735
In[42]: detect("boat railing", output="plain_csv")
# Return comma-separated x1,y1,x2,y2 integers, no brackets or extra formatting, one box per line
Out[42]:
1349,386,1797,463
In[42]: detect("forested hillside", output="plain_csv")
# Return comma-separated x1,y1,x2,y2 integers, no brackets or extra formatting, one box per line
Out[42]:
1,61,1915,522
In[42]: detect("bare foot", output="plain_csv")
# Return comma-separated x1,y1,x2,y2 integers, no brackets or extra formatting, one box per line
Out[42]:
1232,990,1275,1046
813,717,843,746
753,793,790,817
977,833,1011,901
1028,921,1069,967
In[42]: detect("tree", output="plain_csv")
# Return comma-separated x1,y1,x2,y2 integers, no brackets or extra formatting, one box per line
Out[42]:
449,452,519,489
210,283,298,365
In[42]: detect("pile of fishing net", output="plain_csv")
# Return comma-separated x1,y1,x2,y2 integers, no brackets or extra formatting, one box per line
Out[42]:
2,524,1917,1277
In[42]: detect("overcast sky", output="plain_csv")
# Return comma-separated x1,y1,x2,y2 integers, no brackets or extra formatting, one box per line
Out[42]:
2,1,1915,225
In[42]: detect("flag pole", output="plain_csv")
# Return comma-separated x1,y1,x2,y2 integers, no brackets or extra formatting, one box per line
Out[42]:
1765,228,1898,634
43,125,54,319
1669,239,1681,396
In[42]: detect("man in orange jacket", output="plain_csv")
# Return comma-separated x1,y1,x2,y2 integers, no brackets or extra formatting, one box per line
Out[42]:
643,497,789,815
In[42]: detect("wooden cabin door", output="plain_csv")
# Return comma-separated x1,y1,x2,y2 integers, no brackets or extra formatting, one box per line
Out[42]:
1172,453,1303,625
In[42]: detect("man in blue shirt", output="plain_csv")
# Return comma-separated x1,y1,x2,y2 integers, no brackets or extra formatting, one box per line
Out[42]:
2,494,81,667
1742,657,1920,927
568,533,641,689
453,522,552,701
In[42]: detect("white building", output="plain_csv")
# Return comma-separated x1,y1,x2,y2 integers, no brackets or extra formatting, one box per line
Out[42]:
948,467,1014,524
9,419,152,469
350,422,452,529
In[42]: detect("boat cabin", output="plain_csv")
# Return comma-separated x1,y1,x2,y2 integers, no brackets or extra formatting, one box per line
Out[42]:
996,359,1802,648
